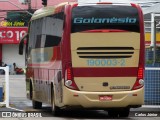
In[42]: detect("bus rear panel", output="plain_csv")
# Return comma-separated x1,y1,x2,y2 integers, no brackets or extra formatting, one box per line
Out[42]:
63,4,144,110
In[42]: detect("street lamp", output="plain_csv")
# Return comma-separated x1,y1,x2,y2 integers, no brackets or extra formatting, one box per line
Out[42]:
0,0,33,16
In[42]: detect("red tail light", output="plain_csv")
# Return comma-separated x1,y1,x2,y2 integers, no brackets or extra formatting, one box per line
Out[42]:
132,67,144,90
138,67,143,79
65,63,79,90
66,67,72,80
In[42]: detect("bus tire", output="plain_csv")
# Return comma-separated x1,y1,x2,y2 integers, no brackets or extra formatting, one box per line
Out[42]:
52,102,61,116
30,81,42,109
118,108,130,117
51,86,62,116
32,100,42,109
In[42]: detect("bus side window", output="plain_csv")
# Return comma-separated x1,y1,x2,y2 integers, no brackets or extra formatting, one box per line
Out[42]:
45,35,61,47
35,35,42,48
42,12,64,48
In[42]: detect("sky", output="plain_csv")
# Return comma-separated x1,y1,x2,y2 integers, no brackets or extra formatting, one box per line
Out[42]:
78,0,160,7
78,0,160,3
77,0,160,15
78,0,160,11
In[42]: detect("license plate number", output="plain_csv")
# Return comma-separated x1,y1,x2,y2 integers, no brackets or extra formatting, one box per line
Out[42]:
99,95,112,101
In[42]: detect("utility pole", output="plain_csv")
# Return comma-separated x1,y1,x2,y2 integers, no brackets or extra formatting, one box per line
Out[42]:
28,0,31,10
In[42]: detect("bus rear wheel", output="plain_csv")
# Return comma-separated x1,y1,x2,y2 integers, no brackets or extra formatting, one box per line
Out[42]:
107,108,130,118
30,81,42,109
118,108,130,117
51,87,62,116
51,101,62,116
32,100,42,109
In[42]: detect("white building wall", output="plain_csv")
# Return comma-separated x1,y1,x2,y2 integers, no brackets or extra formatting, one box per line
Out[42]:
2,44,25,74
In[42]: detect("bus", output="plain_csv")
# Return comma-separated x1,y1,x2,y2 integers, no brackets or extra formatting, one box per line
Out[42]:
19,2,145,117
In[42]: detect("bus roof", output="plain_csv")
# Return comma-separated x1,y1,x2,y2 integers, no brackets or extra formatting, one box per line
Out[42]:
31,6,55,20
31,2,74,21
31,2,139,21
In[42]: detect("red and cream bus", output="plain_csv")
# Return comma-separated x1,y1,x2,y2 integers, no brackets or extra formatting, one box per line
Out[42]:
19,2,145,117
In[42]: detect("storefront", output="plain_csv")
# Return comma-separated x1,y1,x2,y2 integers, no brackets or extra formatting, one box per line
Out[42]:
0,25,27,74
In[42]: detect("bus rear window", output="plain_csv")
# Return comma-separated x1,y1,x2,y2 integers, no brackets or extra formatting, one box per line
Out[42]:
71,5,140,33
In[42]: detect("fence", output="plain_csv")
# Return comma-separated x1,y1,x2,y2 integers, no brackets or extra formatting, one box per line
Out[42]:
0,66,160,106
145,67,160,105
0,66,9,108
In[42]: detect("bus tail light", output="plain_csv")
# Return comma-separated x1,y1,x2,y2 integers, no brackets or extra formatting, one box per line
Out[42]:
65,63,79,90
132,67,144,90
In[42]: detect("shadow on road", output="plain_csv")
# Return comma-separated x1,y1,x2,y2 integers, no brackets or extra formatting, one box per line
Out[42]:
39,107,132,119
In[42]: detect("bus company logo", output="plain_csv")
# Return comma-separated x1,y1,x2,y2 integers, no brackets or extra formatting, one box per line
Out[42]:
73,17,137,24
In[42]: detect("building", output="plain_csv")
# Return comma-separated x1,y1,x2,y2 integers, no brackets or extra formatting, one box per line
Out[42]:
143,3,160,46
0,0,76,74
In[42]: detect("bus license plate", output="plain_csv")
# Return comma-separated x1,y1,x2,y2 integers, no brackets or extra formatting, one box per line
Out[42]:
99,95,112,101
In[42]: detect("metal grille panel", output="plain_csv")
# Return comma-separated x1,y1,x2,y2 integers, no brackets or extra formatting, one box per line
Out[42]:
145,68,160,105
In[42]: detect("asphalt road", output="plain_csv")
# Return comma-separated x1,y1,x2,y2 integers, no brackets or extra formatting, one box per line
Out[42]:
0,75,159,120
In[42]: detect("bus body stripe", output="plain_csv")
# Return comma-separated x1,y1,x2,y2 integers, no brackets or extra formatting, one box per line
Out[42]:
73,67,138,77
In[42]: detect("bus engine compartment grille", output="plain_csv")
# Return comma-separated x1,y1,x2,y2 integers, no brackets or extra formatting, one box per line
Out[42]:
77,47,134,59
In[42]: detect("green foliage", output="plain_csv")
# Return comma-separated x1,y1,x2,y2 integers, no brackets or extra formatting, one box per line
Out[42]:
146,60,153,64
145,47,160,64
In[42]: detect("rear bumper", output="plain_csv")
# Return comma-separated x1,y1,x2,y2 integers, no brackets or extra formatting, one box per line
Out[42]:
62,87,144,109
